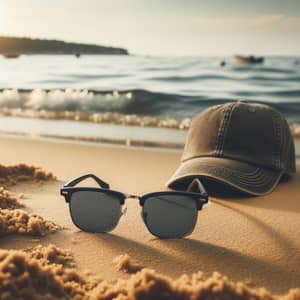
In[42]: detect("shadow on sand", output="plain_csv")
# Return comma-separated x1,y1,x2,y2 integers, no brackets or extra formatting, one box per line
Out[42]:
94,231,299,293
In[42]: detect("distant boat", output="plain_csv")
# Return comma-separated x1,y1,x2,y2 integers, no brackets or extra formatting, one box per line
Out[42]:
235,55,264,65
3,53,21,59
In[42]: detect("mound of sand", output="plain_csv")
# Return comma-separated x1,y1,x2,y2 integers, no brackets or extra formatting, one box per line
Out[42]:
0,163,55,186
0,187,25,209
26,244,75,268
113,254,143,274
0,247,299,300
92,269,300,300
0,246,88,300
0,209,61,237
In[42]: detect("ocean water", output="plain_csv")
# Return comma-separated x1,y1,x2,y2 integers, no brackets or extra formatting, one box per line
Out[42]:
0,54,299,146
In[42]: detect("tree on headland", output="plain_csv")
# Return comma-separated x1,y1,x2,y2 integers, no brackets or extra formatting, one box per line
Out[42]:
0,36,128,55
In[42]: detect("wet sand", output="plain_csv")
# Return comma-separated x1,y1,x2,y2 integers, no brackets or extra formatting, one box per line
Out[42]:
0,136,299,297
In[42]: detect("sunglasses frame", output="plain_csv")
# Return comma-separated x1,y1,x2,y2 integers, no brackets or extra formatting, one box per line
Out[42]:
60,174,209,238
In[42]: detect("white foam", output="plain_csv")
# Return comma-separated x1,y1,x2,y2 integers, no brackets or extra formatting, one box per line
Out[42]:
0,89,24,108
0,89,191,130
24,89,133,111
1,89,298,135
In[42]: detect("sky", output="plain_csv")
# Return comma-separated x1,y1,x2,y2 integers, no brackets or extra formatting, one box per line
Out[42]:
0,0,300,56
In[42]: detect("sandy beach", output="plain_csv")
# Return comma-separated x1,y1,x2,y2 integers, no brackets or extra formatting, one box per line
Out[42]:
0,135,299,298
1,1,300,298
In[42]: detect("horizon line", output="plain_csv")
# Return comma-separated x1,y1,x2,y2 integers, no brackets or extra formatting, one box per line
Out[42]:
1,34,299,57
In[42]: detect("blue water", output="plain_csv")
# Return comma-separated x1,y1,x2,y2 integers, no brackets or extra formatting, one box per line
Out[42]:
0,54,300,126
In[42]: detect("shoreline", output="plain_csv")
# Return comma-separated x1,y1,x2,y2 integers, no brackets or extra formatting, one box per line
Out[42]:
0,126,300,156
0,132,184,152
0,115,186,150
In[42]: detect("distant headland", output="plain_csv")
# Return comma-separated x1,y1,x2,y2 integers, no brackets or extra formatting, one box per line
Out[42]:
0,36,129,56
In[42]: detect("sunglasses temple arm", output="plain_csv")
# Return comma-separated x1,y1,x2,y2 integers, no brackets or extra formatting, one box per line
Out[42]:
63,174,110,189
187,178,208,203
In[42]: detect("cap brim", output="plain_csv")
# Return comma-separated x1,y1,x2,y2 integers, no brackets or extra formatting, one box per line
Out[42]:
166,157,282,196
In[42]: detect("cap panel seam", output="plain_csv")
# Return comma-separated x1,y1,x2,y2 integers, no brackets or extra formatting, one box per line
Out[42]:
215,103,235,157
270,110,282,170
284,128,293,172
280,117,291,171
215,106,228,156
219,102,237,156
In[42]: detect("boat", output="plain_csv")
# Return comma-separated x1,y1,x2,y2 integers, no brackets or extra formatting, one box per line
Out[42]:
234,55,264,64
3,53,21,59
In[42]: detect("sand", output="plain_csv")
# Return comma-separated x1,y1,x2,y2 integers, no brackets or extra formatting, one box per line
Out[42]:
0,209,61,237
0,135,299,298
0,187,25,209
0,163,55,187
113,254,143,274
0,247,299,300
0,246,88,300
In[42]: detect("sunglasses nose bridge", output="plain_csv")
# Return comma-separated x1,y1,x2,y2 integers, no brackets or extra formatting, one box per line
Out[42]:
125,194,140,199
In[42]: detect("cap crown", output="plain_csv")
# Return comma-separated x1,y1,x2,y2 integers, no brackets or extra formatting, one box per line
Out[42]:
183,102,295,174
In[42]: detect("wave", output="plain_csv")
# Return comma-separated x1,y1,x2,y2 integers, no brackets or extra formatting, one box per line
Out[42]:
1,88,300,128
149,74,231,82
1,88,300,139
147,73,300,84
231,66,296,74
245,75,300,82
233,89,300,98
141,66,184,72
264,89,300,97
0,88,133,111
0,88,200,117
66,73,130,80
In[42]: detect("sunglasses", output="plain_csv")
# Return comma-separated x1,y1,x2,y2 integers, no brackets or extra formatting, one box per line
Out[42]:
60,174,208,239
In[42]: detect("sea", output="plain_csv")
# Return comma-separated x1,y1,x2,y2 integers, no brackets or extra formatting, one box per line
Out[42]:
0,54,299,150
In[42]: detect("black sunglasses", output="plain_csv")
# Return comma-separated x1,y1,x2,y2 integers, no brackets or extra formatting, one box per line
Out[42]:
60,174,208,239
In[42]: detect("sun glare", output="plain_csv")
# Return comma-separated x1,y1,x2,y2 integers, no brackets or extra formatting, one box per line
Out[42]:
0,3,8,34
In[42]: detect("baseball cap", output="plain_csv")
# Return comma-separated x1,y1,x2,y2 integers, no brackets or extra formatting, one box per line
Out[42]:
167,102,296,196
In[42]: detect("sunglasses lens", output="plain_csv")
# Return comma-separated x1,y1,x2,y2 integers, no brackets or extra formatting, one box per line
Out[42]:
69,191,121,233
143,194,198,238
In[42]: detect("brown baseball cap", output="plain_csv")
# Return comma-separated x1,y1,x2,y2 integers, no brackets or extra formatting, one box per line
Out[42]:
167,101,296,196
